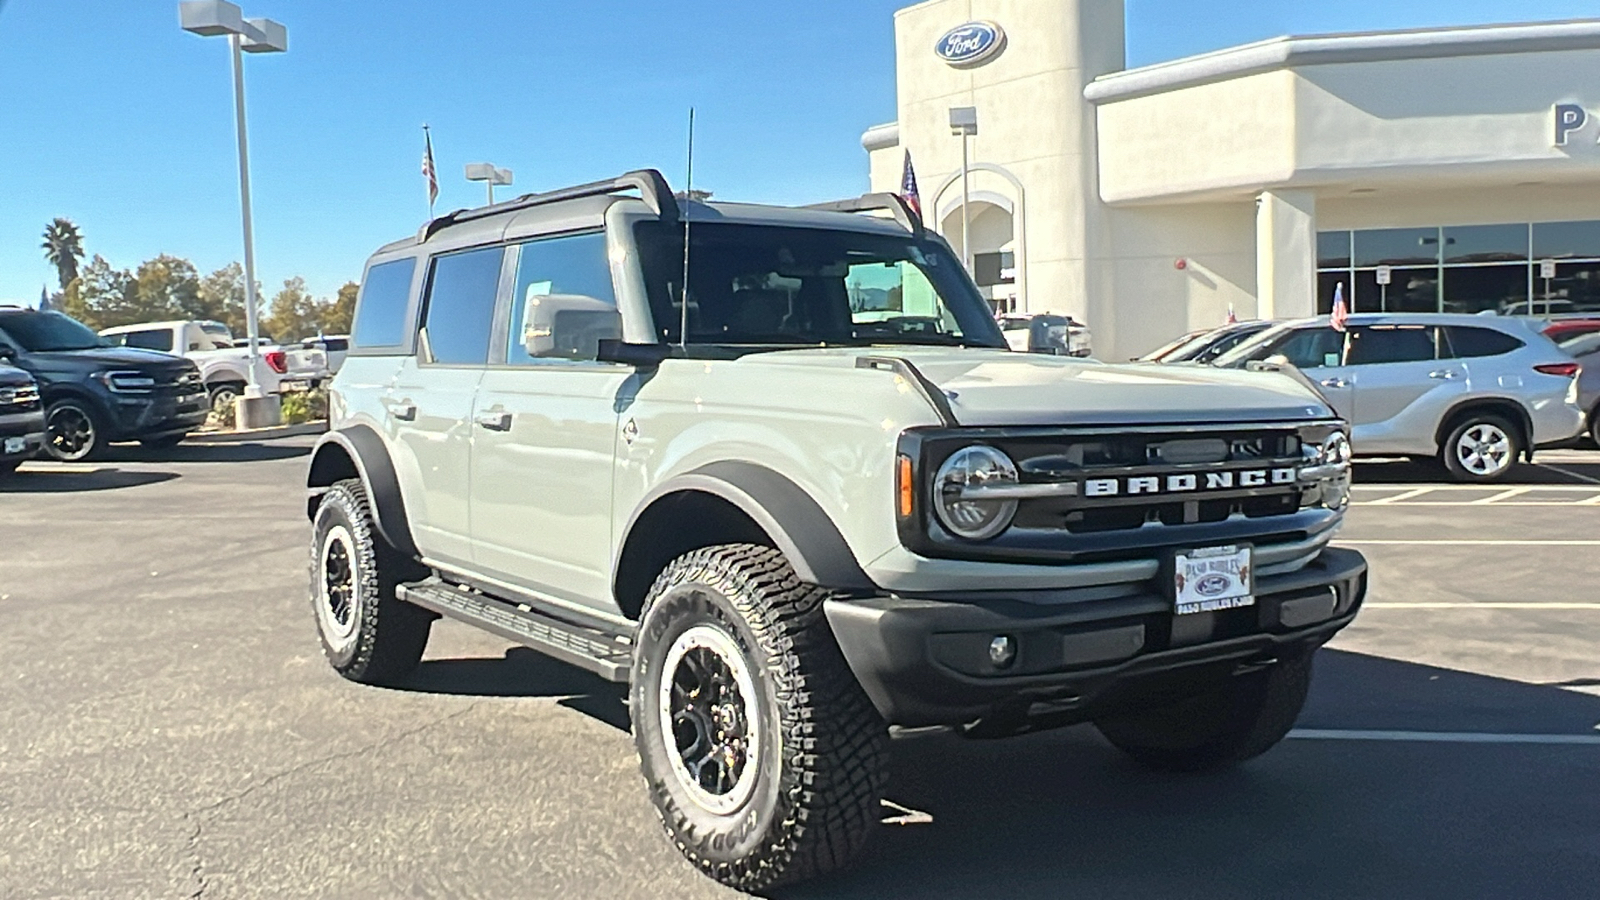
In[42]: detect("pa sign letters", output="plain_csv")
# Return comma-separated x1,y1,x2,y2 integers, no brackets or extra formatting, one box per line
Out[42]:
1554,103,1597,146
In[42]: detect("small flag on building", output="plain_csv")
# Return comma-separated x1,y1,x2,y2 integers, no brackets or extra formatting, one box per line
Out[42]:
1331,282,1349,332
422,125,439,216
1225,303,1237,325
900,150,921,220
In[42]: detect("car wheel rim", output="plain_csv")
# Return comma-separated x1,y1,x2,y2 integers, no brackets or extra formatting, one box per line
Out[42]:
1456,423,1512,476
658,621,760,815
47,406,95,461
317,525,360,647
211,389,238,413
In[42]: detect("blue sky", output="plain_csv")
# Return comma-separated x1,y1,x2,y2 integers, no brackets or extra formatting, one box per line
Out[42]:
3,0,1599,305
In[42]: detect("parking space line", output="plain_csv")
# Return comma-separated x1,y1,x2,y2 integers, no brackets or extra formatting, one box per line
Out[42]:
1361,602,1600,609
1289,729,1600,745
1366,487,1434,504
1340,539,1600,545
1471,486,1531,504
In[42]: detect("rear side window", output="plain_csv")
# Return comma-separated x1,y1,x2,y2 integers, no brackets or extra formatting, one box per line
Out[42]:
1443,326,1524,359
351,258,418,350
119,329,174,352
422,246,504,366
1345,326,1438,365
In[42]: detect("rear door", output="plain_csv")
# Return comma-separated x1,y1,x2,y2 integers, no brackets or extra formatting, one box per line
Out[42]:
469,231,629,610
1344,324,1462,452
387,244,504,569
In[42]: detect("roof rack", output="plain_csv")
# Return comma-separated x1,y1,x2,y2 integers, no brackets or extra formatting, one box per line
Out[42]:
418,168,678,242
805,192,924,239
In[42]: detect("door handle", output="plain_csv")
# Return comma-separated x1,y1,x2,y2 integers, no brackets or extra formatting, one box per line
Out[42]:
475,411,512,432
1429,369,1462,380
385,400,417,421
1319,377,1349,389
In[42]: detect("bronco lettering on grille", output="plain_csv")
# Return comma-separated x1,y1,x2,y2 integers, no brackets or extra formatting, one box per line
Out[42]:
1081,468,1297,498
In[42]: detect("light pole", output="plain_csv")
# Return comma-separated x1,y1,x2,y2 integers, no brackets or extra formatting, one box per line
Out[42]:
179,1,286,428
948,107,978,275
465,163,514,205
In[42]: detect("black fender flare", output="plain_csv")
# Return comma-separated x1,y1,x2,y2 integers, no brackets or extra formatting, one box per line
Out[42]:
619,460,876,593
305,424,419,558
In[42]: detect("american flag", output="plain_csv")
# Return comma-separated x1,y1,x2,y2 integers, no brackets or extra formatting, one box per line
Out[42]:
1330,282,1349,332
422,126,439,212
900,150,921,220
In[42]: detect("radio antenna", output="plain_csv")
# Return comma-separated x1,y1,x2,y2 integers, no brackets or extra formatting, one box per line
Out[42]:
678,107,695,350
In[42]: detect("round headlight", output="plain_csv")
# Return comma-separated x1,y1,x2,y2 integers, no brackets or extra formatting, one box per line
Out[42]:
933,445,1019,541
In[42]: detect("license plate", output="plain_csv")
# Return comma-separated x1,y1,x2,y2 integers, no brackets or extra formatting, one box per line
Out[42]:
1173,545,1254,615
4,436,25,454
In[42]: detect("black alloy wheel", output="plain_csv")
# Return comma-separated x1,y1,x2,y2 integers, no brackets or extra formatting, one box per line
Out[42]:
44,400,102,462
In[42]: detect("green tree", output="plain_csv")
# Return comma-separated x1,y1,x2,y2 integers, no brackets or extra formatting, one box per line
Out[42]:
264,277,322,343
326,281,358,334
199,263,249,338
41,218,85,291
132,255,203,322
74,255,138,330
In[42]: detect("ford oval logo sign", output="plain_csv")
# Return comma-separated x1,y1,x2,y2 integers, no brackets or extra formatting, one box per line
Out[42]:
935,21,1005,68
1196,574,1234,598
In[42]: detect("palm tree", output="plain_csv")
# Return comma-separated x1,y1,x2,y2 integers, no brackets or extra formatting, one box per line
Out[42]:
41,218,85,291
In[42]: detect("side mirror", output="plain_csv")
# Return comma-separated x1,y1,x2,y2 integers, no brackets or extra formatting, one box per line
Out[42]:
596,339,672,369
520,293,622,360
0,345,16,363
1027,315,1072,355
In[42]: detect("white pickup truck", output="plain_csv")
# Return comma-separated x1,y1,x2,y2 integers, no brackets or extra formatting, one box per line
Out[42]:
99,320,325,412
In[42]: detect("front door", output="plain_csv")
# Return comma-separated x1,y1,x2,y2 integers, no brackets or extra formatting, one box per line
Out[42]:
385,244,504,568
1266,325,1354,421
468,232,628,612
1343,324,1463,452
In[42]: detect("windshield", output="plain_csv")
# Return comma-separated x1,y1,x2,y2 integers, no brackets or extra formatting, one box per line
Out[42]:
0,311,105,352
1211,323,1299,368
635,221,1005,350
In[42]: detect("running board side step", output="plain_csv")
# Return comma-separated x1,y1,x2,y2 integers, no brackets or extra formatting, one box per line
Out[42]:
396,579,633,682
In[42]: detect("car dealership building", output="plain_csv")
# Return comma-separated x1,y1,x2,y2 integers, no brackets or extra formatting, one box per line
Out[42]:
863,0,1600,359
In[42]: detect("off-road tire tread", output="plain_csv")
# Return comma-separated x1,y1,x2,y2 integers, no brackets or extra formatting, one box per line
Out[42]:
311,478,431,685
1095,650,1313,772
634,543,889,892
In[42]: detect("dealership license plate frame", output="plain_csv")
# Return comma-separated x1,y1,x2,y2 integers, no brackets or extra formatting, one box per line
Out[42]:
1167,544,1255,616
3,436,25,454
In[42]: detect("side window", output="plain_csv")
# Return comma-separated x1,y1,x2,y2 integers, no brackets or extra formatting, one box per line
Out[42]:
122,329,174,352
506,232,619,363
1345,326,1438,365
1442,326,1524,359
351,258,418,350
422,246,504,366
1270,327,1346,369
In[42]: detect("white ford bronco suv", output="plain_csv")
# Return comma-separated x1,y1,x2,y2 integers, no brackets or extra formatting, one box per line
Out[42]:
305,170,1366,891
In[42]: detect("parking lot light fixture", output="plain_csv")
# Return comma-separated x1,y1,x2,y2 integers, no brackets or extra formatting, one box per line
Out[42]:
465,163,514,205
179,1,286,424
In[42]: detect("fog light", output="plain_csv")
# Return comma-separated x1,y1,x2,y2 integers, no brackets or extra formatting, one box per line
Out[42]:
988,635,1016,668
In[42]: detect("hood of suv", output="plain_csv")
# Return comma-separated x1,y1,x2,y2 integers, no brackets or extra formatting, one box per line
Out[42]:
749,348,1333,426
21,346,191,378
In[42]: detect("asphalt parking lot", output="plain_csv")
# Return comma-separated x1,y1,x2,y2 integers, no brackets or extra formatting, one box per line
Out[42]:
2,438,1597,899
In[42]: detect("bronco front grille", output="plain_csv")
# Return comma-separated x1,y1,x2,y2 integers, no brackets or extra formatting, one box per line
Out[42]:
899,421,1344,564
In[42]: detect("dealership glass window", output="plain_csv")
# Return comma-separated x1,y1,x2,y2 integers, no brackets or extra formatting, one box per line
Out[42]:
1545,262,1600,313
1316,231,1351,269
1532,221,1600,260
1315,272,1347,315
1441,265,1530,315
1442,224,1529,264
1353,228,1441,268
1354,267,1438,313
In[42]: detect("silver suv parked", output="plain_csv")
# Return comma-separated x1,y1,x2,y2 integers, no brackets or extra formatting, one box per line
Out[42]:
304,170,1365,891
1214,314,1584,481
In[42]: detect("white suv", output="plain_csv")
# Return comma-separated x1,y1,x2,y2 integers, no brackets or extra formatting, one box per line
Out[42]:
1215,313,1584,481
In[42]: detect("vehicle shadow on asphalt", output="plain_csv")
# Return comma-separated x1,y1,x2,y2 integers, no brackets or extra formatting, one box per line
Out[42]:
1355,456,1600,485
399,647,631,731
97,442,311,464
779,648,1600,900
0,468,179,493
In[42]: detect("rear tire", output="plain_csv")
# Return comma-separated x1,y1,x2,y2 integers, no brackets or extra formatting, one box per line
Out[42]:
208,382,244,414
1440,414,1520,483
631,544,888,892
1094,649,1314,772
309,478,433,685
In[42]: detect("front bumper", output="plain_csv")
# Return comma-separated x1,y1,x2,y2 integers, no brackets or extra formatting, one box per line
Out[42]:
102,390,209,440
825,546,1367,729
0,409,47,461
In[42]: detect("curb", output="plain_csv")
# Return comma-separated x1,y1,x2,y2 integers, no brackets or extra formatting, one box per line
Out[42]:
189,421,329,443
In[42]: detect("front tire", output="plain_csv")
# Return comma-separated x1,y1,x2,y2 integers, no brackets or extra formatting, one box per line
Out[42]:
1094,649,1314,772
631,544,888,892
44,399,104,462
1441,414,1520,483
309,478,433,685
